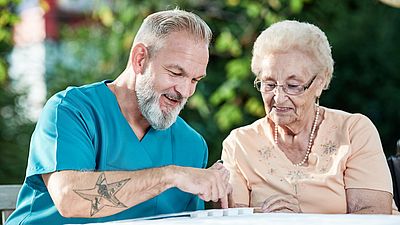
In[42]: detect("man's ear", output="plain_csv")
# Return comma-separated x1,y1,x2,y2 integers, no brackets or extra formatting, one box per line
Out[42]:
131,43,149,74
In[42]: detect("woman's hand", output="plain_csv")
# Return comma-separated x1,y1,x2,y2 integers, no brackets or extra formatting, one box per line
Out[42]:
260,194,302,213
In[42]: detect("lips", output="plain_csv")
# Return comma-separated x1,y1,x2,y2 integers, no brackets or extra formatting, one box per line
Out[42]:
273,106,292,113
162,94,181,108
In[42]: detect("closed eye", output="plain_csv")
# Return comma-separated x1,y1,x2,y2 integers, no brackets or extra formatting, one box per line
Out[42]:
287,84,301,88
163,65,183,77
265,83,276,88
169,70,182,77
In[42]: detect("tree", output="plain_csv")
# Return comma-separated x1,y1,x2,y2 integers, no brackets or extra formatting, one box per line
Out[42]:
0,0,34,184
297,0,400,156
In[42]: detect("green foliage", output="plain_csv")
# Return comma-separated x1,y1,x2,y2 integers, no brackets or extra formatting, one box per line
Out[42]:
297,0,400,156
0,0,34,185
0,0,19,82
1,0,400,184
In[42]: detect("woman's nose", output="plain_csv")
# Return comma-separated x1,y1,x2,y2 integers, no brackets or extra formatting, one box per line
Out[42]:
273,86,287,102
272,85,285,94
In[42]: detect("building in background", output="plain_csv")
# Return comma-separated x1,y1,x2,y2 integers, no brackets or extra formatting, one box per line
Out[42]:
9,0,46,121
8,0,101,121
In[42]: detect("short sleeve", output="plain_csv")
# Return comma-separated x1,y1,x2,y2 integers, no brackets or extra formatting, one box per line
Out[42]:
344,115,392,193
200,136,208,169
185,195,204,211
26,91,96,190
221,132,251,206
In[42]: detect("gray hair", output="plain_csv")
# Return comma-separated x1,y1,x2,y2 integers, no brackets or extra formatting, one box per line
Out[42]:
132,8,212,58
251,20,334,90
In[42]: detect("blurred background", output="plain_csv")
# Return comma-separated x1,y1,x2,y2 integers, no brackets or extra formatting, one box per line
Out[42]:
0,0,399,185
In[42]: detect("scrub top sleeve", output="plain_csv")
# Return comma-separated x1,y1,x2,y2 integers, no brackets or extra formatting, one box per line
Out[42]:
26,97,96,190
185,195,205,211
201,136,208,169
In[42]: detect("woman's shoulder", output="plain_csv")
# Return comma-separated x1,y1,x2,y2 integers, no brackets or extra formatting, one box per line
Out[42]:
226,117,267,140
222,118,270,156
323,106,375,129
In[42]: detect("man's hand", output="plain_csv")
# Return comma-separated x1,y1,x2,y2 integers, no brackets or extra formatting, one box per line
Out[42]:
171,161,231,207
260,194,302,213
207,161,232,208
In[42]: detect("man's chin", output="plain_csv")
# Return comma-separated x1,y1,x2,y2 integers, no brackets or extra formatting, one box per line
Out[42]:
149,114,179,130
151,120,174,130
162,106,183,119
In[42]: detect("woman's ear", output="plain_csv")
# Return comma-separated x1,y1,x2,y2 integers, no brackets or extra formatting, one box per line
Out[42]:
131,43,149,74
316,69,329,96
316,84,324,97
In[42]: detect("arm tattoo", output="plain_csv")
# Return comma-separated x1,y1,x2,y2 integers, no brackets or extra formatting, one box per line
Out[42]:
74,173,131,216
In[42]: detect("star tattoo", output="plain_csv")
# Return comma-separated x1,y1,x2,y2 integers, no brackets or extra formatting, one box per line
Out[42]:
74,173,131,216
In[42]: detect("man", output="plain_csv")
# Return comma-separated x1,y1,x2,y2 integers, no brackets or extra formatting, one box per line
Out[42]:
6,9,230,225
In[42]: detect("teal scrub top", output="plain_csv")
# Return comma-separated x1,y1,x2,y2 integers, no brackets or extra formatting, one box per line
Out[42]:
6,81,208,225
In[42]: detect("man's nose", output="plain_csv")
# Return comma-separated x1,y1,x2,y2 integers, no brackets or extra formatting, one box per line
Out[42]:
176,79,195,98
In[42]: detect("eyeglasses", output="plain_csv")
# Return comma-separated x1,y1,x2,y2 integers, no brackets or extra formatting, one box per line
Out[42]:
253,75,317,96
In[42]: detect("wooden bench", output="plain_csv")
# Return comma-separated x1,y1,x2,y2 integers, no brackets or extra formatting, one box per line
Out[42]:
0,185,21,224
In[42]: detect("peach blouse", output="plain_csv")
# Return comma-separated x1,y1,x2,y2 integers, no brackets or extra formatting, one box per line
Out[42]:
222,107,398,213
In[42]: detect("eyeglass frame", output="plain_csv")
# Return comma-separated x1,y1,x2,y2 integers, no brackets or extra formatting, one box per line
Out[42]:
253,74,318,96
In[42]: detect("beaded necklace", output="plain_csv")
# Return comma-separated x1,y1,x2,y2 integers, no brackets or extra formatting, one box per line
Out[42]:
274,106,320,167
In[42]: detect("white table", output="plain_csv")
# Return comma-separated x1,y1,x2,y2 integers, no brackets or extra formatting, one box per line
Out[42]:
82,209,400,225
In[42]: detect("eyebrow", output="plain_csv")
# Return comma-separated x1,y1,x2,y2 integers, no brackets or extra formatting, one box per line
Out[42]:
262,74,304,82
286,75,304,82
163,64,207,80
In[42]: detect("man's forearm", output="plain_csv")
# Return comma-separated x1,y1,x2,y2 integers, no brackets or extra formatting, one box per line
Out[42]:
43,166,176,218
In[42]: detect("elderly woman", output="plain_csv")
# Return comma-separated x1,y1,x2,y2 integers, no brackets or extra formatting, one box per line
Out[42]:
222,20,398,214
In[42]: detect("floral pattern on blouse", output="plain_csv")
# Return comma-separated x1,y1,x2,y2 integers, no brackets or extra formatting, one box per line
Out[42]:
321,141,338,156
257,146,274,161
256,139,341,185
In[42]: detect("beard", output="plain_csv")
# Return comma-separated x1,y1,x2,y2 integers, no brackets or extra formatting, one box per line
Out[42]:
135,69,187,130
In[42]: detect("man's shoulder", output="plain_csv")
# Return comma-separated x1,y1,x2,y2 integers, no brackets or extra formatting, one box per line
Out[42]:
46,81,107,109
38,81,110,126
51,81,105,100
